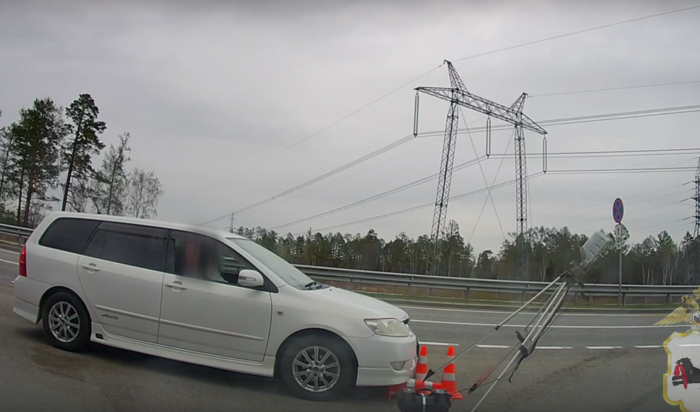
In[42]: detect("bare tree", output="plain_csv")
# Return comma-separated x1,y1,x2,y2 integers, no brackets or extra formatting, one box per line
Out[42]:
125,168,163,219
91,133,130,215
67,176,91,213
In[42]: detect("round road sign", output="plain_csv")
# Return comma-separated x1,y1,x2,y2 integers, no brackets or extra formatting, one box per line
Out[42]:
613,198,624,223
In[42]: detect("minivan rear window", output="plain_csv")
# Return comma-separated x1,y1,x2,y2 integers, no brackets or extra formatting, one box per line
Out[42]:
83,223,168,272
38,218,100,254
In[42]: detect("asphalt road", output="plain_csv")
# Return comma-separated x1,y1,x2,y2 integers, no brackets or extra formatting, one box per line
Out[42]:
0,248,684,412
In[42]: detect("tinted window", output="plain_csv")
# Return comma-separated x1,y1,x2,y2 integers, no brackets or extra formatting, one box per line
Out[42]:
167,231,254,286
83,222,168,272
39,218,100,254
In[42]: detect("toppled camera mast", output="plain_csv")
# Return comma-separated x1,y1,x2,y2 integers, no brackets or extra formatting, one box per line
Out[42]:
396,230,611,412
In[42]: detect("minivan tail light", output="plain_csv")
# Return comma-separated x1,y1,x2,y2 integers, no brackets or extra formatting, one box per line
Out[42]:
19,245,27,277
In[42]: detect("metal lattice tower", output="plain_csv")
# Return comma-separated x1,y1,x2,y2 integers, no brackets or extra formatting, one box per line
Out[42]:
511,94,529,279
693,157,700,238
414,61,547,277
427,94,459,276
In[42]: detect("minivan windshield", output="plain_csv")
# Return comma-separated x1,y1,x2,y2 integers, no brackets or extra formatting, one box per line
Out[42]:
227,238,315,289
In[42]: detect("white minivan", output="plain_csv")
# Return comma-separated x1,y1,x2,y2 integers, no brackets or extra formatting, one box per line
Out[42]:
13,212,418,401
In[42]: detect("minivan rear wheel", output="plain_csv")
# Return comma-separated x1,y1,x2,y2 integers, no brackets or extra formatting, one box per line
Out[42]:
279,334,356,401
41,292,91,352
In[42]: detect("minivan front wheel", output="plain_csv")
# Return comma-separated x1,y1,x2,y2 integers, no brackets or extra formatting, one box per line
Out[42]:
41,292,91,352
280,334,356,401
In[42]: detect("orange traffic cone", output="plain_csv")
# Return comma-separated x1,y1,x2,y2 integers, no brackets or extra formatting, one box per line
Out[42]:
415,345,429,381
386,345,435,400
441,345,463,400
411,379,443,391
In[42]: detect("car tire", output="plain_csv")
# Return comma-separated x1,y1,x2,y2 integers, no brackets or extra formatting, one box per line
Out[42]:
279,334,356,402
41,291,91,352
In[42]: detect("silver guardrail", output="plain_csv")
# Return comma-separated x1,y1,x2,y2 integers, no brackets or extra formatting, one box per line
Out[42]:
0,223,34,245
298,264,696,305
0,224,691,304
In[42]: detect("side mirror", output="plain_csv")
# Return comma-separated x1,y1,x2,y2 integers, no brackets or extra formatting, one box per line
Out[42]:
238,269,264,288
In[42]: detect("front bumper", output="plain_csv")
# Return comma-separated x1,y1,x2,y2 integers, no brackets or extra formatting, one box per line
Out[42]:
347,332,418,387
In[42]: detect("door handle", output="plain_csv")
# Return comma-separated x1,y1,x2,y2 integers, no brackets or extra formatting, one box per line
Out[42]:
81,263,100,272
165,282,187,290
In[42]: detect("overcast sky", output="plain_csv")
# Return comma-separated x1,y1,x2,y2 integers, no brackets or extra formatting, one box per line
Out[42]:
1,0,699,254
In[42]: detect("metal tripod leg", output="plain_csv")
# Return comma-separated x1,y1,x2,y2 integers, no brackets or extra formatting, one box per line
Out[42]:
439,273,569,369
469,281,569,412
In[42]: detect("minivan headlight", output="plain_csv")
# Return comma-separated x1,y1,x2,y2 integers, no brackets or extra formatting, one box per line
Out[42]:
364,318,412,337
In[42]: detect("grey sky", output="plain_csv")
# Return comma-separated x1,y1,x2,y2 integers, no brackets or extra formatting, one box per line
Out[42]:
1,0,699,254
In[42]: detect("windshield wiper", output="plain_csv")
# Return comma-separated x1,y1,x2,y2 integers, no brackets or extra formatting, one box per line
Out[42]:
303,281,322,289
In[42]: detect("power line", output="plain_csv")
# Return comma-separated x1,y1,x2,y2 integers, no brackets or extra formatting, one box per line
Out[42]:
541,185,691,229
493,147,700,159
466,127,515,244
417,104,700,138
531,79,700,98
272,155,488,230
237,4,700,175
587,196,692,226
547,166,697,174
310,134,442,193
200,134,415,225
201,104,700,226
460,108,507,240
235,134,414,214
453,5,700,63
632,218,690,235
288,166,695,235
237,118,492,221
273,149,698,230
288,117,485,197
246,100,700,214
242,67,441,173
292,173,546,235
550,186,692,220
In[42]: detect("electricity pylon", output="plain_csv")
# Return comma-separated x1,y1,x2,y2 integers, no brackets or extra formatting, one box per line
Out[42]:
693,157,700,238
414,60,547,278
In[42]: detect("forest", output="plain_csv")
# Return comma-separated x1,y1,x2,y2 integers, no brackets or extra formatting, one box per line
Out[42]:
0,95,164,226
233,221,699,286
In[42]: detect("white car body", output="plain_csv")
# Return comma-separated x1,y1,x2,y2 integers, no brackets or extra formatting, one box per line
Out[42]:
13,212,417,399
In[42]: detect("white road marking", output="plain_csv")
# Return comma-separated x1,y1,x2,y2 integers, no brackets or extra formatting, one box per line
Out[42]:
586,346,623,350
680,344,700,347
411,319,684,329
475,345,573,350
400,305,666,317
536,346,573,350
452,344,664,350
0,258,18,265
419,341,460,347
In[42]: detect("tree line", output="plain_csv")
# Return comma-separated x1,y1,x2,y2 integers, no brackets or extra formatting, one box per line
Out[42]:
0,95,164,226
233,221,700,285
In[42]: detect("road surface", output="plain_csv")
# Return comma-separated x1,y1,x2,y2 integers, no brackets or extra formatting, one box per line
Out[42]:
0,248,683,411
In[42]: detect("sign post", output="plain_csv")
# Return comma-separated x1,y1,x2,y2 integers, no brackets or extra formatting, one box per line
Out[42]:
613,198,624,305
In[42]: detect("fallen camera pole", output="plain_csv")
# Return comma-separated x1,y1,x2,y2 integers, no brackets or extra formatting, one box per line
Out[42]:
396,230,611,412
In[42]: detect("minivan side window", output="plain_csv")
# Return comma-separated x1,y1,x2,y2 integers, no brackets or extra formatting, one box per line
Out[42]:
83,222,168,272
166,231,255,286
38,218,100,254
